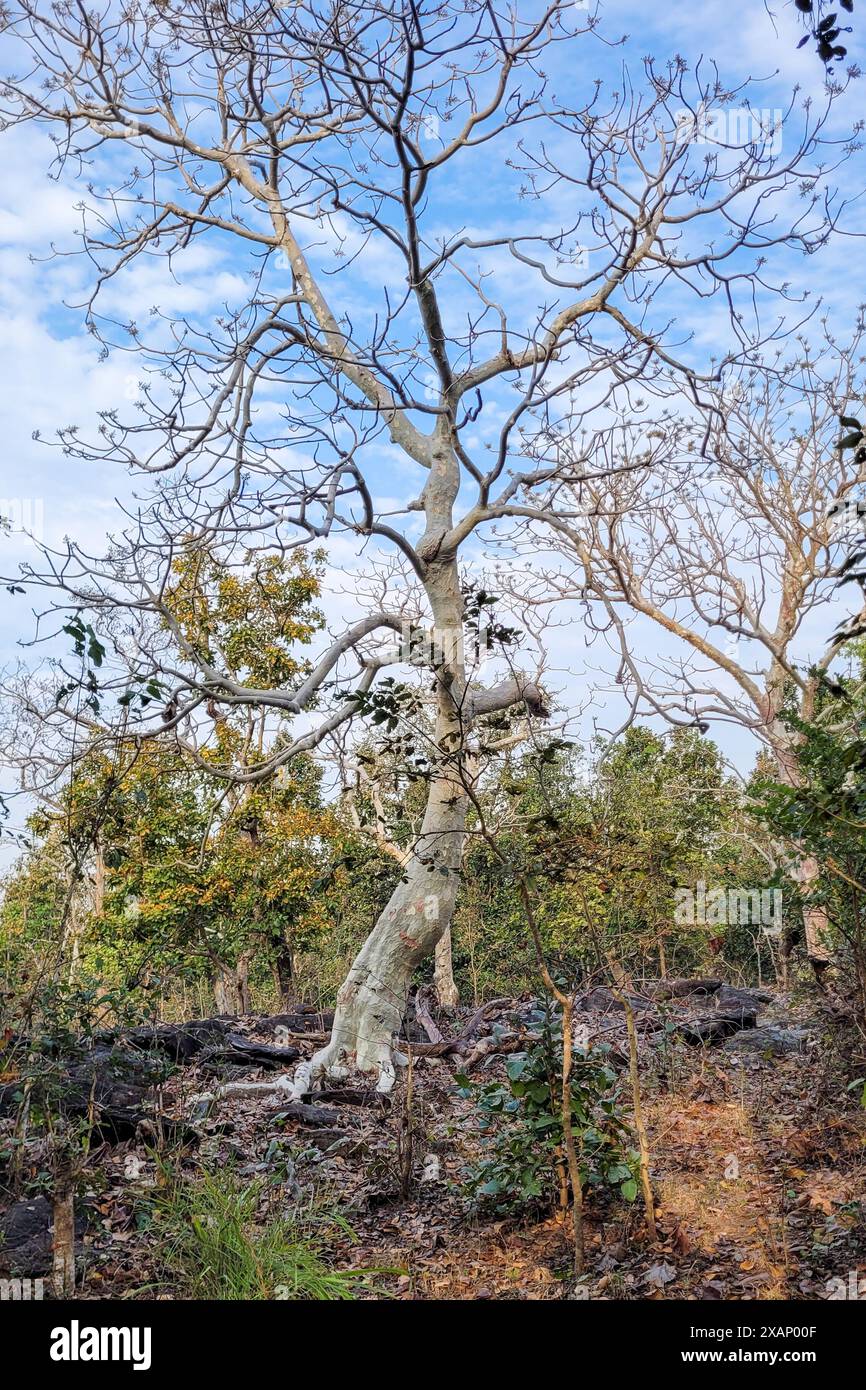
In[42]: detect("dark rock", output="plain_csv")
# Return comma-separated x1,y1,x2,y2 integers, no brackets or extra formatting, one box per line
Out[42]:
296,1128,352,1153
62,1045,166,1140
125,1019,230,1061
679,1011,757,1046
275,1101,361,1127
723,1026,809,1056
715,984,773,1013
198,1059,261,1079
258,1010,334,1035
304,1088,390,1109
0,1196,88,1277
220,1033,300,1066
0,1196,53,1275
0,1044,163,1141
575,986,650,1013
648,978,723,1000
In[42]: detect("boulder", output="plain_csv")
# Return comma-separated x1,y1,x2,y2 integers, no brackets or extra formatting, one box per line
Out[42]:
648,978,723,1000
679,1011,757,1045
0,1196,88,1277
575,986,650,1013
0,1196,53,1276
723,1026,809,1056
715,984,773,1013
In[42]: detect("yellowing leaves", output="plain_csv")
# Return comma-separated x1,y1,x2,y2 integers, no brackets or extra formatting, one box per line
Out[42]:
165,546,324,689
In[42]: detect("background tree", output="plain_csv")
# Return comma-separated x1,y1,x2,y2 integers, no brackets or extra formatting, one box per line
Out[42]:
1,544,333,1013
752,660,866,1068
516,325,866,968
447,727,777,995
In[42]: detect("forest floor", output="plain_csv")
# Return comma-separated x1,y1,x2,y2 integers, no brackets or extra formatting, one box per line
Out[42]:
2,984,865,1300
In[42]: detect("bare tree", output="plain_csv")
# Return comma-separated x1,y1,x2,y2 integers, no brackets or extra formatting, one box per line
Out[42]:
0,0,850,1088
514,323,866,967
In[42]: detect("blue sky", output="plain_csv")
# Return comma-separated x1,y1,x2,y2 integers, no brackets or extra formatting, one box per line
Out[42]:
0,0,864,856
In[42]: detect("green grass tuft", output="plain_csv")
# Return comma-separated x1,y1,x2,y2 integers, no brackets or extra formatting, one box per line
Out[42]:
151,1164,384,1301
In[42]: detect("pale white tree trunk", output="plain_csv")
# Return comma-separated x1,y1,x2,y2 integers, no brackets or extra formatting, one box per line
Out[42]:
213,952,253,1015
297,785,466,1091
341,742,461,1010
790,855,831,966
296,554,468,1092
773,721,831,967
434,927,460,1009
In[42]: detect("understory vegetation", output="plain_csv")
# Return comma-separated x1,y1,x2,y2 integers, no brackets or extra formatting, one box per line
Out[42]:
3,682,866,1299
149,1165,382,1301
0,719,799,1022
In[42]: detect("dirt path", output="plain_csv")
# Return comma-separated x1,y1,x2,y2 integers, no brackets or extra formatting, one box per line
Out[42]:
362,1045,866,1300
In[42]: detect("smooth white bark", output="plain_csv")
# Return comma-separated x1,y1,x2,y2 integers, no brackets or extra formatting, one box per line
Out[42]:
294,548,470,1093
434,928,460,1009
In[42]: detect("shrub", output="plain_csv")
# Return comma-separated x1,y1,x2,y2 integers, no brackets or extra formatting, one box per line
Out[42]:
458,1005,638,1213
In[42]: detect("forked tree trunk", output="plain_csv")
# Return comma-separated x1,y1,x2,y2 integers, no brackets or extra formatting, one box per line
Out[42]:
295,752,467,1092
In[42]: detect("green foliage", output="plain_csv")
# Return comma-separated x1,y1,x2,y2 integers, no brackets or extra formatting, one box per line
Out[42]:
751,688,866,1058
458,1005,637,1214
0,836,70,1006
2,713,787,1023
54,613,107,714
166,546,325,691
0,546,347,1014
150,1164,384,1300
451,727,773,995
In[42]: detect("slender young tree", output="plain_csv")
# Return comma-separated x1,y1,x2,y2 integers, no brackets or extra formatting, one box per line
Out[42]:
1,0,850,1087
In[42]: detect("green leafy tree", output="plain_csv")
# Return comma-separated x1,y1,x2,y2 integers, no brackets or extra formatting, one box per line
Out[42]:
2,548,336,1015
752,679,866,1053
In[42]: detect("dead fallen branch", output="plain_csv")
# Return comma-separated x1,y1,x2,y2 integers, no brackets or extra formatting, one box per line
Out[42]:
217,1033,301,1066
459,1033,525,1072
413,987,445,1045
411,998,511,1058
